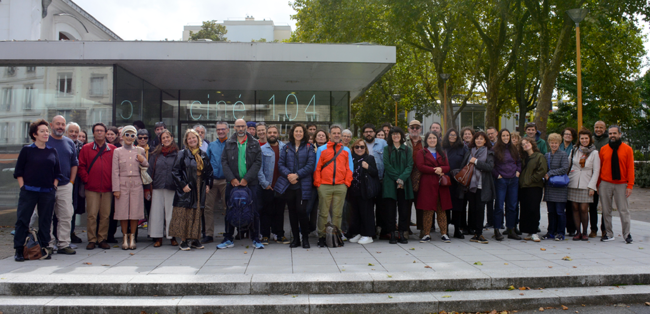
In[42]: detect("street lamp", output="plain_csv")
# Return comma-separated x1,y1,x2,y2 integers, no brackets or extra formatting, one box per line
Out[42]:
567,8,588,131
392,94,401,126
439,73,451,132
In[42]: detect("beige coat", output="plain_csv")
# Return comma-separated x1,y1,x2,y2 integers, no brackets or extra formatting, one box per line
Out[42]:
112,146,149,220
568,147,600,192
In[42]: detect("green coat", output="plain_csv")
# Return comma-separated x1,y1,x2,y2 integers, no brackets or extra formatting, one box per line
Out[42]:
382,144,414,200
519,152,548,189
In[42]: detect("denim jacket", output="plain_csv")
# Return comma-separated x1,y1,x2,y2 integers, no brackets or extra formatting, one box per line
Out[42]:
258,141,286,189
368,138,387,180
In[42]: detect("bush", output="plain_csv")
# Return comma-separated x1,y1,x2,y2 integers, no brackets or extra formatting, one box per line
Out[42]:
634,150,646,161
635,162,650,188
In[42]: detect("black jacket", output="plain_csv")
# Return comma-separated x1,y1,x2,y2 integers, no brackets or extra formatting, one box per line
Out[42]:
172,148,213,209
148,150,178,190
221,132,262,186
350,154,378,200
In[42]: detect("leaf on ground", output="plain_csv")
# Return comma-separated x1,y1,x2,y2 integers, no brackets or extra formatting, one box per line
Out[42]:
376,252,382,253
508,285,515,291
573,266,577,268
540,248,546,251
83,262,92,265
548,266,553,268
246,246,249,249
409,248,415,250
520,293,524,295
562,305,569,310
387,275,392,278
368,263,374,266
562,256,573,261
639,247,644,249
474,261,483,265
424,266,432,268
129,253,134,255
244,251,248,254
442,295,451,298
504,263,509,265
413,261,417,263
490,310,498,314
101,264,110,266
539,307,545,312
113,245,119,248
388,295,393,299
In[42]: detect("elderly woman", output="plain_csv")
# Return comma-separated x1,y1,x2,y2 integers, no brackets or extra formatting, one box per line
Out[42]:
568,128,600,241
112,126,149,250
170,129,213,251
342,129,353,147
543,133,570,241
148,129,180,247
560,127,577,236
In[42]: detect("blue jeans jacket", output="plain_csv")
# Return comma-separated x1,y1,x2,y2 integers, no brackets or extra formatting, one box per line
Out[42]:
258,142,286,189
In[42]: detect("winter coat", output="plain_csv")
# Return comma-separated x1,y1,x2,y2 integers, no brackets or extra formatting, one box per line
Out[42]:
544,150,569,202
147,150,178,190
445,144,469,200
350,153,379,200
172,148,214,209
567,146,600,192
593,130,609,151
313,141,353,187
78,142,117,193
275,142,316,200
519,152,548,189
458,148,495,202
415,149,452,211
258,141,286,189
221,133,262,186
382,144,414,200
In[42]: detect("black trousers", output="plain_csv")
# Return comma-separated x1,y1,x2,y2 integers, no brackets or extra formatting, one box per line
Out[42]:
519,187,543,234
486,198,494,226
589,191,606,233
259,187,287,238
307,187,319,233
285,188,310,239
14,188,55,249
347,193,376,237
375,183,388,235
467,190,485,236
382,189,409,233
451,196,466,232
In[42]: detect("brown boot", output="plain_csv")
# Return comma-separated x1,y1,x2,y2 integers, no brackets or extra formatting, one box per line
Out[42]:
153,238,162,247
121,235,129,250
128,234,136,250
170,237,178,246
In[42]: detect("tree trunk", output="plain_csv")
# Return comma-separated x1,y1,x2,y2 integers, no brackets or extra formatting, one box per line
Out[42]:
485,67,500,129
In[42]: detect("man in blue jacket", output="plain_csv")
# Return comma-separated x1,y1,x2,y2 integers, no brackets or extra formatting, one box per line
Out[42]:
202,121,229,244
257,125,287,245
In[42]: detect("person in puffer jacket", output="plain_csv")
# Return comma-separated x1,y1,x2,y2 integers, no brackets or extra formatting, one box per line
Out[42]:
313,125,353,248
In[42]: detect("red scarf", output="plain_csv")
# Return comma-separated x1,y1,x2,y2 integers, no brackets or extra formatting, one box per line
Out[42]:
161,145,176,157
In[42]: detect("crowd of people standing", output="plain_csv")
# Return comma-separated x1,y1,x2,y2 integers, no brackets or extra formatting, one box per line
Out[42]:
11,115,636,262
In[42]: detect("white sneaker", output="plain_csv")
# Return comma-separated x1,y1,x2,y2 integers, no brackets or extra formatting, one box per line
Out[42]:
340,234,348,241
524,234,533,241
349,234,362,243
531,234,541,242
358,236,373,245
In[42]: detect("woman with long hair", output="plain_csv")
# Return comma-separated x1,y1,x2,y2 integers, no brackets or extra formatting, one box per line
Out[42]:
567,128,600,241
78,130,88,144
492,129,522,240
459,131,494,244
275,124,316,248
460,127,475,147
443,128,469,239
345,138,379,245
169,129,213,250
415,132,452,243
518,138,548,242
382,126,414,244
148,129,180,247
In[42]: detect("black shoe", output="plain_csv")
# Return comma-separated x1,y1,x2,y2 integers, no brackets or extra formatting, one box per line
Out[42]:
191,239,204,249
398,232,408,244
626,235,633,244
507,228,521,240
389,231,398,244
514,227,522,235
106,237,118,244
318,237,326,248
470,235,479,242
201,236,214,244
14,248,24,262
462,228,471,235
290,237,301,248
494,229,504,241
477,235,489,244
302,236,310,249
70,233,83,244
453,229,465,239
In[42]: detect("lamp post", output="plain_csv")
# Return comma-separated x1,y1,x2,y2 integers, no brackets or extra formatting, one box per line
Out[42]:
567,8,588,131
439,73,451,131
392,94,401,126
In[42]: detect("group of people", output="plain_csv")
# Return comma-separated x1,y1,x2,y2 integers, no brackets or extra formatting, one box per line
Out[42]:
12,115,636,262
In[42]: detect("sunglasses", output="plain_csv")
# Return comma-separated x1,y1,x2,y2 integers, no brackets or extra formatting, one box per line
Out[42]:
124,133,136,138
354,145,365,149
409,126,421,130
138,136,148,140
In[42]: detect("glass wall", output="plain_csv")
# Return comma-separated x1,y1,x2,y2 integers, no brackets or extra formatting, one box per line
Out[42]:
0,65,113,208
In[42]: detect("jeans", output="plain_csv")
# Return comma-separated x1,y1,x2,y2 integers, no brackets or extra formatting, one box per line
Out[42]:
494,177,519,229
14,188,55,249
258,186,287,238
546,201,567,237
223,184,260,242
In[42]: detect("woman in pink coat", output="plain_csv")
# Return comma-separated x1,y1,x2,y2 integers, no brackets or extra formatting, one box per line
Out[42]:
415,132,452,243
112,125,149,250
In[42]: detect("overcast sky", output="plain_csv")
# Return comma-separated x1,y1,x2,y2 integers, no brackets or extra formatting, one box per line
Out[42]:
73,0,298,41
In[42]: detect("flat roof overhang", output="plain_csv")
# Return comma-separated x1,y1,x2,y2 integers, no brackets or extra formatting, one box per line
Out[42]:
0,41,396,100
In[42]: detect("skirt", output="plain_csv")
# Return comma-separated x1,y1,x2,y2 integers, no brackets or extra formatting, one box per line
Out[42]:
113,177,145,220
168,178,203,239
567,188,593,203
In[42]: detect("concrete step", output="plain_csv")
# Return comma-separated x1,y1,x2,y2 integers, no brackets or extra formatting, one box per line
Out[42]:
2,267,650,296
1,285,649,314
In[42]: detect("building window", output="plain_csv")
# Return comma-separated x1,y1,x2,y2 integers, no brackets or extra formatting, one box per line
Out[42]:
1,87,12,111
90,75,106,96
57,73,73,97
5,67,16,77
26,66,36,73
24,85,34,110
23,122,30,143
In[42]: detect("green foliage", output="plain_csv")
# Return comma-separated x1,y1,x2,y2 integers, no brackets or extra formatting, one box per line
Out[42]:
635,162,650,188
189,20,227,41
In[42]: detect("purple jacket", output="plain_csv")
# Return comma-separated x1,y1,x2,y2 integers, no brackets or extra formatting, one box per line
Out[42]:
492,146,522,179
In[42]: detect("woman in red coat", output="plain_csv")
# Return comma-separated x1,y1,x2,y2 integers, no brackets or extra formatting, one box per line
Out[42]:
415,132,453,243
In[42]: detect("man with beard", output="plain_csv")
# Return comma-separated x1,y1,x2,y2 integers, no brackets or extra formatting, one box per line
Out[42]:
598,125,635,244
256,125,288,245
362,124,387,239
47,115,78,254
307,123,317,140
430,122,442,136
589,120,609,237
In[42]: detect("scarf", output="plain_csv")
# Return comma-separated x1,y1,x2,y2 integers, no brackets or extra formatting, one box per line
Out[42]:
469,146,487,193
351,153,366,191
161,145,176,157
140,144,150,160
190,147,204,172
609,139,622,180
578,144,596,168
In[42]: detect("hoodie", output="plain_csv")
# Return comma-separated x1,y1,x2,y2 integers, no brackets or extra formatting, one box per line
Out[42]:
526,130,548,154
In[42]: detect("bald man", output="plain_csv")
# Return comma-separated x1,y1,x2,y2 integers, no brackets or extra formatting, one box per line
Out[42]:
589,120,609,238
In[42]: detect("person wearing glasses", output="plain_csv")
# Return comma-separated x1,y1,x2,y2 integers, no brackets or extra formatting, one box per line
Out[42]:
361,124,387,239
383,126,414,244
346,138,379,245
406,120,424,238
203,122,229,244
112,126,149,250
136,129,152,232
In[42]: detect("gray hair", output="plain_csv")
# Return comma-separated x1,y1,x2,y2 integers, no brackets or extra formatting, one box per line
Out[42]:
65,122,80,133
193,124,206,132
342,129,352,136
329,124,342,132
608,124,621,133
215,121,228,128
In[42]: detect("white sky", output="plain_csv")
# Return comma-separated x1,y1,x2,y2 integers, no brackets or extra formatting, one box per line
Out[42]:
73,0,299,41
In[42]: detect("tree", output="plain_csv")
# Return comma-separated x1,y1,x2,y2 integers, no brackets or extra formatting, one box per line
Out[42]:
189,20,228,41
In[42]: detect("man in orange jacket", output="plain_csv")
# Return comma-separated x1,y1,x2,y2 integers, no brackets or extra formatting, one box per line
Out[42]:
598,125,635,244
313,125,353,247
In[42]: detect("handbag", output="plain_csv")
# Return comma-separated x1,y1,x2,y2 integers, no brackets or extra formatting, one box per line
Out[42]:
546,155,569,188
24,229,43,260
140,165,153,185
439,174,452,187
363,170,381,199
454,162,474,187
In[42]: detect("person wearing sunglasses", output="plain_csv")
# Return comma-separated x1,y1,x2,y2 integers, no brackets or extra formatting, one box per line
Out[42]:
111,126,149,250
136,129,152,232
346,139,378,245
406,120,424,238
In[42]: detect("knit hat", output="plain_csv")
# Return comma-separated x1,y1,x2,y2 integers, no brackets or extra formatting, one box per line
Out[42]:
246,121,256,128
121,125,137,136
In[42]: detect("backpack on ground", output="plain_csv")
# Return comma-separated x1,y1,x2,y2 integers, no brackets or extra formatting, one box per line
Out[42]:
226,186,256,229
23,229,44,260
325,223,344,248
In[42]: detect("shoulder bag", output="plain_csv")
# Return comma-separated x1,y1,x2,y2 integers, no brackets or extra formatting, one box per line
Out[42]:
454,162,474,187
547,154,570,188
138,147,153,185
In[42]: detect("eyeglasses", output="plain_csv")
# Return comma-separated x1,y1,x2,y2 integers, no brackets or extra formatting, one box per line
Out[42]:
124,133,136,138
409,126,421,130
363,130,375,134
216,128,228,132
138,136,148,140
354,145,365,149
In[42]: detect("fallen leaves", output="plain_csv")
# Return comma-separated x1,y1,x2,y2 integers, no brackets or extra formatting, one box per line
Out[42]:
540,248,546,251
388,295,393,299
129,253,134,255
474,261,483,265
508,285,515,291
442,295,451,298
409,248,415,250
413,261,417,263
562,256,573,261
368,263,374,266
387,275,392,278
539,307,545,312
573,266,578,268
519,287,531,290
519,293,525,296
244,251,248,254
424,266,432,269
562,305,569,310
83,262,92,265
101,264,110,266
504,263,509,265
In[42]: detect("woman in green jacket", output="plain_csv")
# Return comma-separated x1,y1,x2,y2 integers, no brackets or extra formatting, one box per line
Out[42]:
382,127,413,244
518,138,548,242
